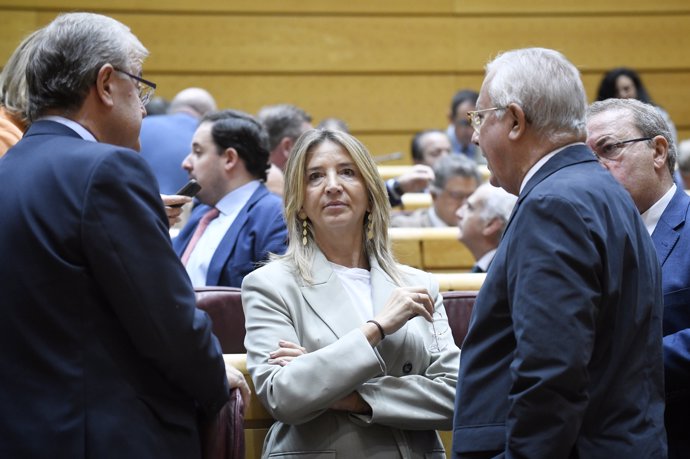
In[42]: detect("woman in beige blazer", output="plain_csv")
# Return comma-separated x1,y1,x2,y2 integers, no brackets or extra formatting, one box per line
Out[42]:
242,129,460,459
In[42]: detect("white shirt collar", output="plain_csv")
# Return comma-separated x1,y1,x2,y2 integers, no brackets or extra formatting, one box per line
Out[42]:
519,143,585,194
642,184,676,236
39,116,97,142
215,180,261,216
475,248,497,272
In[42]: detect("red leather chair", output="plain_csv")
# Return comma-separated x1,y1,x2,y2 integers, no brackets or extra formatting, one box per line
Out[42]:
199,388,245,459
195,286,246,353
441,290,478,348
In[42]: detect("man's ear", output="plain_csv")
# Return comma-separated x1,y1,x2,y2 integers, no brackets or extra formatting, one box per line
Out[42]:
223,147,239,171
280,137,294,158
651,135,669,173
506,103,527,141
482,217,503,237
95,64,116,108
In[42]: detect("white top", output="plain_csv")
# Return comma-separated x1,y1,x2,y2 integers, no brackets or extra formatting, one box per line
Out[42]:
329,262,374,322
642,184,676,236
186,180,260,287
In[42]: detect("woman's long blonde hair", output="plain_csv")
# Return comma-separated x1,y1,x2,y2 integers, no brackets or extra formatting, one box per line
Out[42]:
274,129,402,285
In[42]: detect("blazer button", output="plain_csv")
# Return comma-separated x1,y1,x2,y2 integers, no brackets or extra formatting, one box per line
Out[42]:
402,362,413,374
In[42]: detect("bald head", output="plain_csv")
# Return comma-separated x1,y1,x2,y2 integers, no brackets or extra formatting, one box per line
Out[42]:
168,88,216,118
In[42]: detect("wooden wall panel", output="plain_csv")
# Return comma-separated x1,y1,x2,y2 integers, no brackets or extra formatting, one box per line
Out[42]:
1,4,689,151
4,0,689,15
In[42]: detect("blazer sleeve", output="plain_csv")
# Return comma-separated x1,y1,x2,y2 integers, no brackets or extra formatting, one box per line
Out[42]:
81,150,229,414
355,277,460,431
242,270,385,425
502,195,603,457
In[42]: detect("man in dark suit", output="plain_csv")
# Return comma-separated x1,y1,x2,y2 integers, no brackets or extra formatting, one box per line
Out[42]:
452,48,667,458
173,109,287,288
587,97,689,458
0,13,238,458
139,87,217,194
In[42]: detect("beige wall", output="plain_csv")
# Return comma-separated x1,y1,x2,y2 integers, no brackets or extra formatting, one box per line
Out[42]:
2,1,689,162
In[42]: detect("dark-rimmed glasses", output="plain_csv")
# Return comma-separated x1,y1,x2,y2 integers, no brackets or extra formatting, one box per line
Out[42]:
114,68,157,106
466,107,504,133
592,137,653,161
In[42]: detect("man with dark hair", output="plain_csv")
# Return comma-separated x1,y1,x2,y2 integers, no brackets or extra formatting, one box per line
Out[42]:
587,97,690,458
410,129,452,167
0,13,241,458
447,89,481,161
174,109,287,287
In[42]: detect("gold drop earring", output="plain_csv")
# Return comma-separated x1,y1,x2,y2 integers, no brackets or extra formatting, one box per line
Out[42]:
302,219,308,246
367,213,374,241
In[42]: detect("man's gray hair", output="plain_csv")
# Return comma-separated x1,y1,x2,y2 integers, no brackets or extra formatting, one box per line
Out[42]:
486,48,587,144
257,104,312,152
677,140,690,174
587,98,677,175
26,12,148,121
476,183,517,236
431,154,481,190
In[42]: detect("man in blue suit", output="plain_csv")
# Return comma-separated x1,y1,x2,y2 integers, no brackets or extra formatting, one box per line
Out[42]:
173,109,287,287
588,97,689,458
452,48,666,458
0,13,239,458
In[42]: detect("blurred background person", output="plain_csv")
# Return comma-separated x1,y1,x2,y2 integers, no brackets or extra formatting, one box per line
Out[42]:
258,103,313,196
410,129,452,167
391,155,480,228
0,29,43,156
596,66,677,145
456,183,516,273
173,109,287,288
316,116,349,132
140,87,217,194
242,129,460,458
446,89,483,163
143,95,170,116
674,139,690,190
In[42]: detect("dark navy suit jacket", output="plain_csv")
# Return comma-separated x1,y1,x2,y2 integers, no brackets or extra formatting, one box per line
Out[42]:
653,186,690,457
139,112,198,194
173,184,287,287
0,121,229,459
452,145,667,458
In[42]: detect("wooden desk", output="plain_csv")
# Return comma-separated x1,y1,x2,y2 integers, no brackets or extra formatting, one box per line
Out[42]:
389,227,475,272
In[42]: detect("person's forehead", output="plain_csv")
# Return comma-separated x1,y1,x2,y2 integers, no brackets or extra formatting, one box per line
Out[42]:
587,109,635,138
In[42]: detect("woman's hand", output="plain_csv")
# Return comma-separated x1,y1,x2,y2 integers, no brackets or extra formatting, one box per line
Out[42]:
363,287,434,345
268,340,307,366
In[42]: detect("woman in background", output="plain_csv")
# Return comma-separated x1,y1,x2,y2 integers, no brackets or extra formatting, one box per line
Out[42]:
242,129,459,458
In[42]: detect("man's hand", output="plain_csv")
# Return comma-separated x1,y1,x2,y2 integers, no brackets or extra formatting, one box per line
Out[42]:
160,194,192,227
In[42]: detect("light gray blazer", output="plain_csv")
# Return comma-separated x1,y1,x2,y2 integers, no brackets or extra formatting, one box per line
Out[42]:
242,249,460,459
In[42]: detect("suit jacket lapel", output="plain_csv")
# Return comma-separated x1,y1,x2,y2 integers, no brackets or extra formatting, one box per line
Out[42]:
651,187,689,267
206,186,268,285
299,250,363,339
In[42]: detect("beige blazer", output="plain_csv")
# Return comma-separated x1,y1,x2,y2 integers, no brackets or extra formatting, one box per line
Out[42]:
242,249,460,459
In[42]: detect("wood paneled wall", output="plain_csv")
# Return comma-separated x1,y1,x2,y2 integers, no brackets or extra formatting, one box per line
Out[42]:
2,1,689,162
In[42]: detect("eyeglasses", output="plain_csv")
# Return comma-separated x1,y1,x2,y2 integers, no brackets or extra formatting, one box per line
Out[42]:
466,107,503,133
114,68,157,106
592,137,653,161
